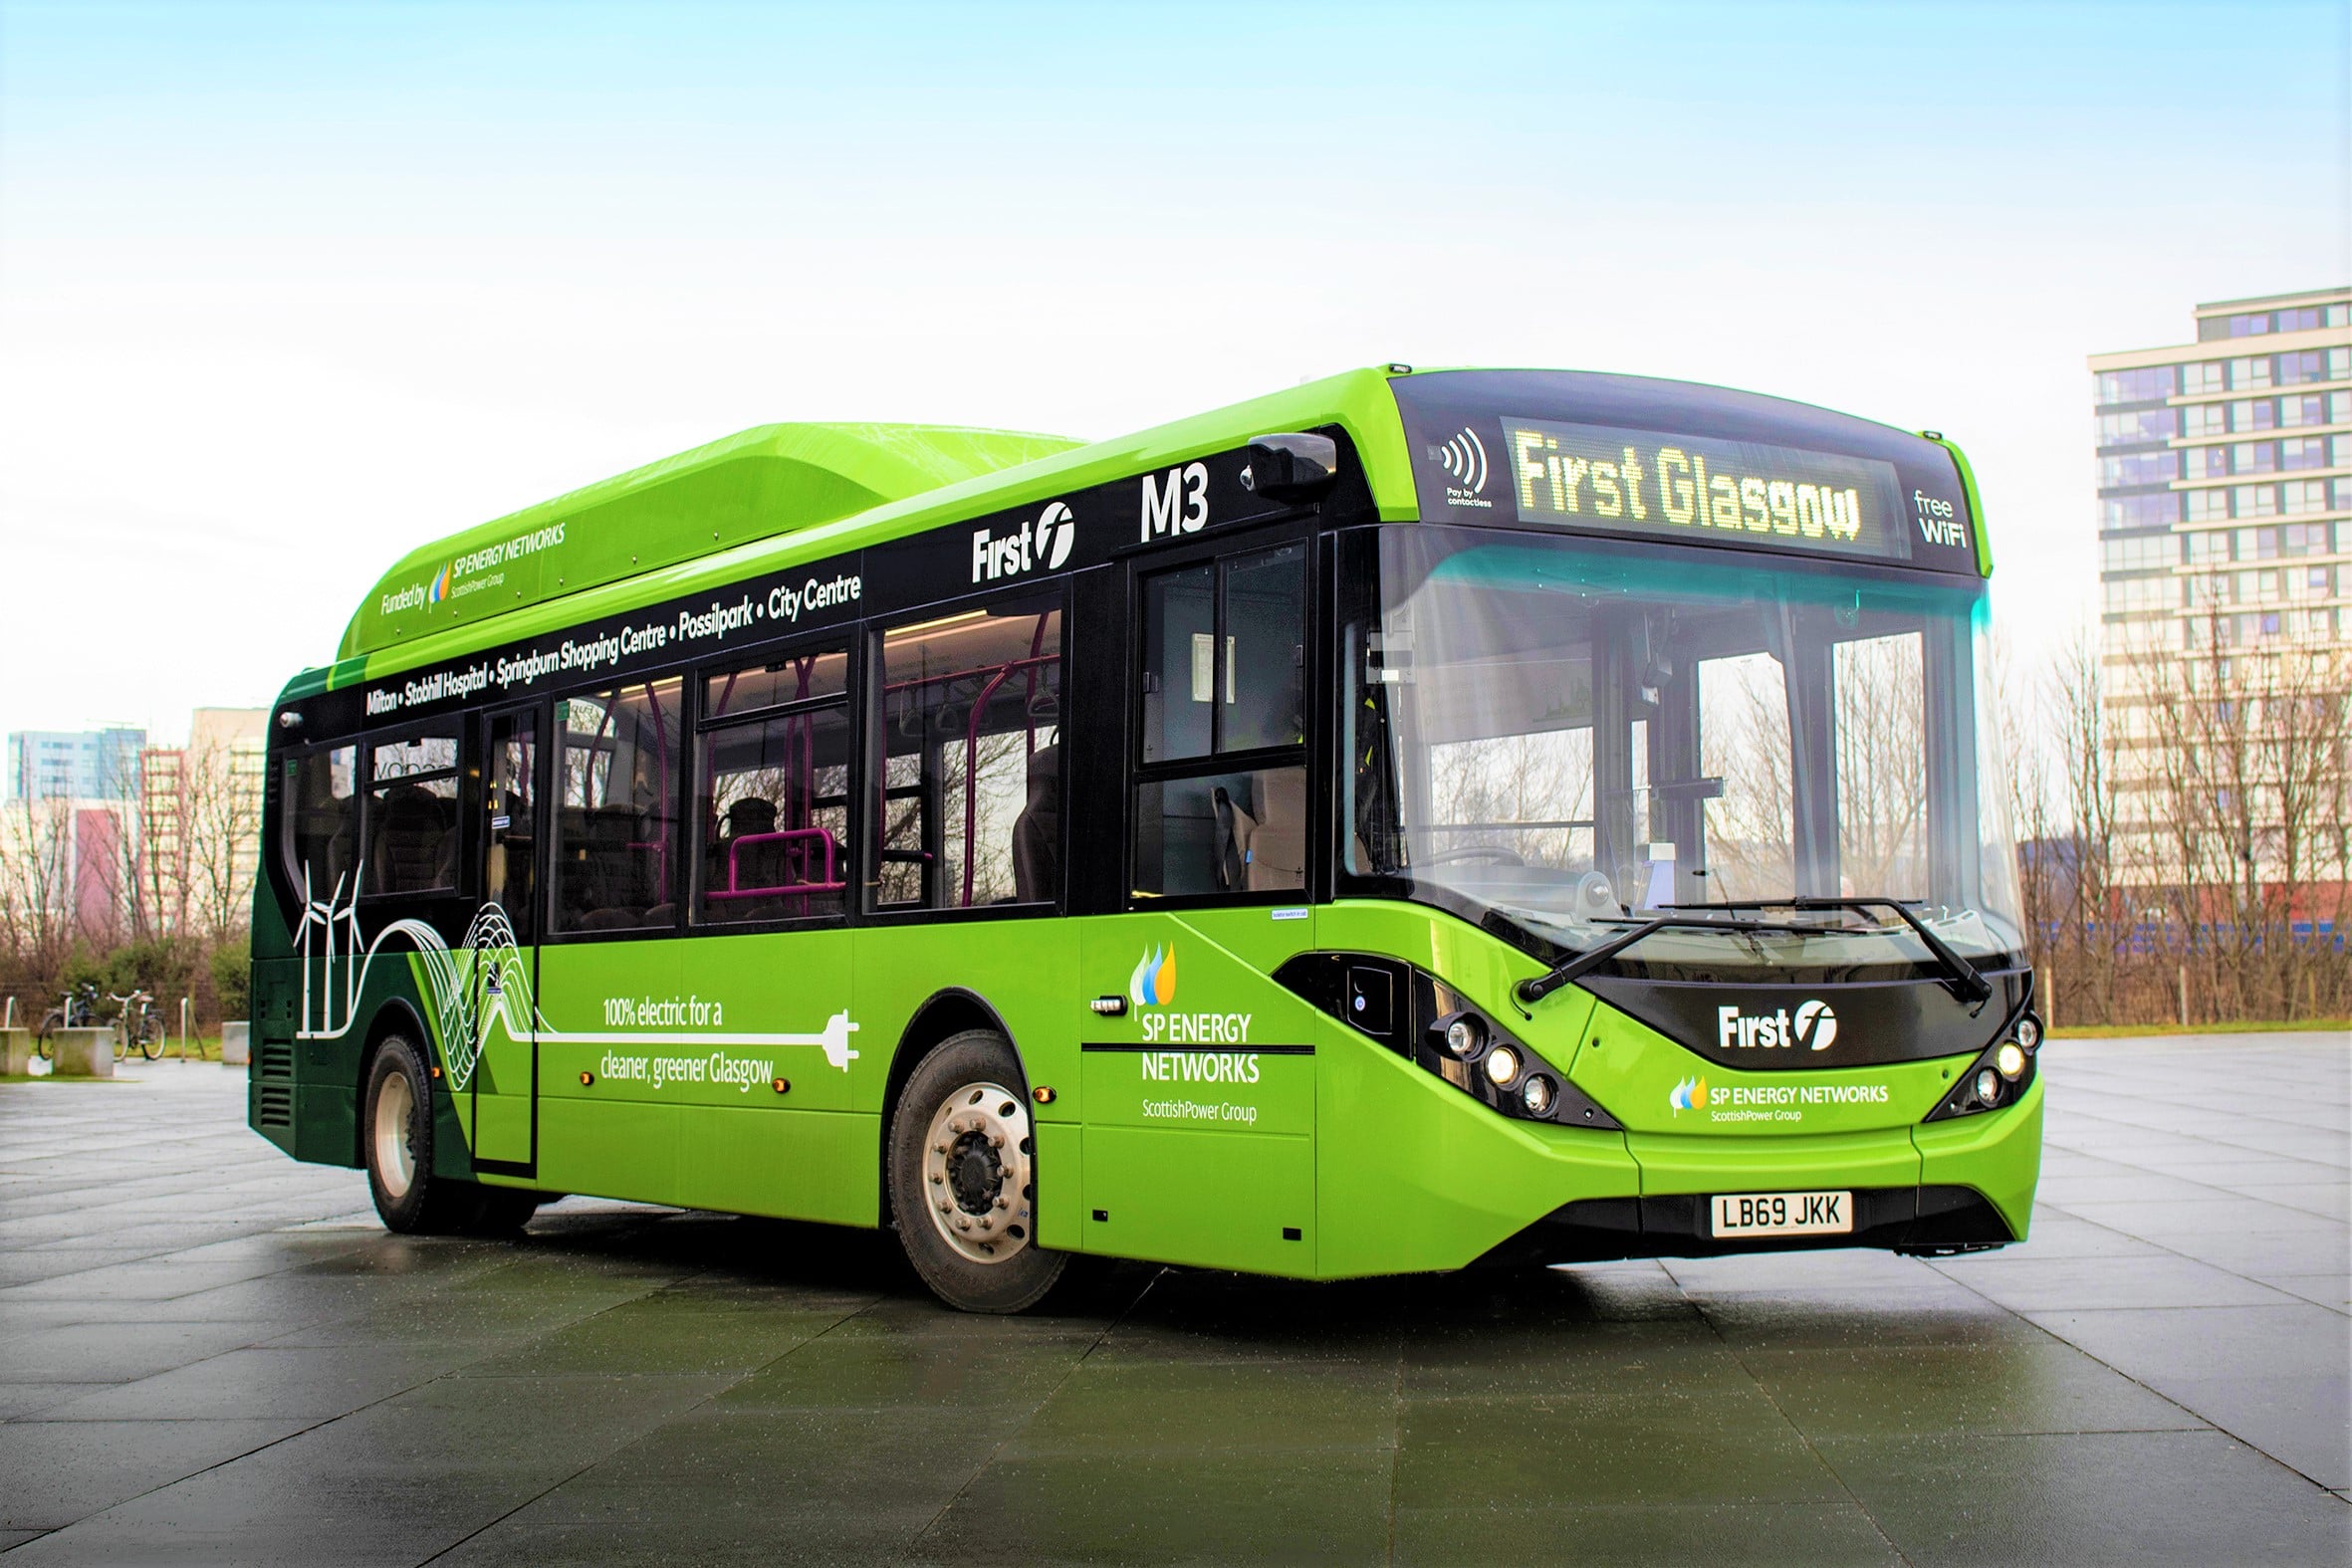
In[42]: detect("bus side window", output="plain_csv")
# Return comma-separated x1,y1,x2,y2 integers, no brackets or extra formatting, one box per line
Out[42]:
871,595,1062,912
552,680,682,933
364,731,459,896
696,645,852,924
287,744,356,895
1132,545,1307,899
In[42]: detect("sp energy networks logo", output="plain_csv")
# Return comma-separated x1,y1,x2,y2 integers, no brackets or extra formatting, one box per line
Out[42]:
1669,1076,1710,1114
1716,1000,1838,1052
1128,945,1177,1008
379,524,565,617
973,500,1075,584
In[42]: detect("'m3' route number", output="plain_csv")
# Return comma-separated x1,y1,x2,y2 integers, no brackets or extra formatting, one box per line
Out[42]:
1140,461,1210,543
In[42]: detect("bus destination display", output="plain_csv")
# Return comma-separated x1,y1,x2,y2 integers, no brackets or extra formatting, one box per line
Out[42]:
1501,416,1911,560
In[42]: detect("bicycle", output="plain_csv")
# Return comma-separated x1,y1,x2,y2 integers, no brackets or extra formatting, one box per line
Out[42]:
34,983,98,1061
110,991,163,1062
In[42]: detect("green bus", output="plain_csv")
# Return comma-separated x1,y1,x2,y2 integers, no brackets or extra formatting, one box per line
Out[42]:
249,366,2041,1312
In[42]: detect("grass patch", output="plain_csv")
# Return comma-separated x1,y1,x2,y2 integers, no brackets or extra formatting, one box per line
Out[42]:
2050,1017,2352,1039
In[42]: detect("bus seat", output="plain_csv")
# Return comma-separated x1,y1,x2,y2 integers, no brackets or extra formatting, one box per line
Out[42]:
1246,769,1305,891
1011,745,1059,903
370,784,450,894
720,797,786,894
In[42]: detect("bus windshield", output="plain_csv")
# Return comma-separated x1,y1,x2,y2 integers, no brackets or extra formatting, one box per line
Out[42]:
1343,525,2025,976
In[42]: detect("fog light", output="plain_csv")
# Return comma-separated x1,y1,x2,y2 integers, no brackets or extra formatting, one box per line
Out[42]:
1995,1041,2026,1080
1484,1045,1522,1087
2014,1014,2041,1052
1975,1067,2000,1103
1521,1074,1554,1116
1444,1014,1486,1058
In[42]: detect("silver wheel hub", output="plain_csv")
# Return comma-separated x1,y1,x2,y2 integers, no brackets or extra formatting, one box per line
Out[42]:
373,1068,416,1200
921,1080,1034,1265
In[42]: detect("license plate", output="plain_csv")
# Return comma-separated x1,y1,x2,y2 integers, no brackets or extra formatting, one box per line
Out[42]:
1711,1190,1852,1238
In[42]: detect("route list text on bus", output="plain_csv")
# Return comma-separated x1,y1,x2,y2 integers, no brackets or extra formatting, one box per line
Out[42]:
1502,416,1910,560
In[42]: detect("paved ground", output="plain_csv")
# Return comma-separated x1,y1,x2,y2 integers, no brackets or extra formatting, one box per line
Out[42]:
0,1035,2345,1566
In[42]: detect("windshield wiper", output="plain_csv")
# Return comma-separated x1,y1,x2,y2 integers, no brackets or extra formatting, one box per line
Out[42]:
1514,897,1994,1008
1661,896,1993,1006
1515,911,1824,1005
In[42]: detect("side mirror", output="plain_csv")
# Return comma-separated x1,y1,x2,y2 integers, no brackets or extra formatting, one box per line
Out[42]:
1241,432,1339,503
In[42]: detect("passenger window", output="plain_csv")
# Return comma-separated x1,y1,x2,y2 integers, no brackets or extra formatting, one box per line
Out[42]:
872,595,1062,911
287,745,357,896
364,732,459,895
697,646,852,924
1140,545,1306,760
552,680,681,933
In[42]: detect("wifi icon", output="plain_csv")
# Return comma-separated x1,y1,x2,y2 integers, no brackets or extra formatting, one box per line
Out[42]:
1437,427,1488,494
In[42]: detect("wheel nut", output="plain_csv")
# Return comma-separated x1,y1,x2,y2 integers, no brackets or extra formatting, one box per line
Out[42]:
956,1217,971,1231
990,1135,1005,1149
930,1174,943,1185
994,1196,1009,1209
979,1218,991,1231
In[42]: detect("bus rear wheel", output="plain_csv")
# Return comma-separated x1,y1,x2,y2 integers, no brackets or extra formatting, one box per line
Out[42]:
363,1034,535,1237
887,1030,1065,1313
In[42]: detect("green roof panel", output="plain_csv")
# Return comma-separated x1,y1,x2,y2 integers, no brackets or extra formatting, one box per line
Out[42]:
341,422,1082,661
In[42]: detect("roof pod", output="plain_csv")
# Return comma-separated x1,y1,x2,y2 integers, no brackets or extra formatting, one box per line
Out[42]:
341,421,1082,661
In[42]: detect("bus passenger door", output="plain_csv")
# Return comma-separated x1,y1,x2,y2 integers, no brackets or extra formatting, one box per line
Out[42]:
471,705,540,1169
1077,537,1319,1275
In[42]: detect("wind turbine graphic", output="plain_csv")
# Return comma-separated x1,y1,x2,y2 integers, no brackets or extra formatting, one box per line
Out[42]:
295,864,360,1036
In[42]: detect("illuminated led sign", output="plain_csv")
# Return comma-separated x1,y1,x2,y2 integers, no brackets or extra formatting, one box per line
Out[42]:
1501,416,1912,560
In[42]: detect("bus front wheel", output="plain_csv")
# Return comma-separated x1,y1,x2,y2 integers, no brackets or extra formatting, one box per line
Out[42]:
887,1030,1066,1313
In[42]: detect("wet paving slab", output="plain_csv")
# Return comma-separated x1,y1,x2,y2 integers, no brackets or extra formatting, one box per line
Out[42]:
0,1034,2345,1564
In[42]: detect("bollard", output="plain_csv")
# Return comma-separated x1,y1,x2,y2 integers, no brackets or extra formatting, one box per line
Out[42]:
220,1021,250,1065
1,1027,31,1075
48,1026,116,1077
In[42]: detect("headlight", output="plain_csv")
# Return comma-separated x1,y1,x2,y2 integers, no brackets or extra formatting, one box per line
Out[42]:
1995,1041,2026,1080
1443,1013,1486,1059
1975,1068,2000,1103
1483,1045,1522,1087
1521,1075,1554,1116
2014,1013,2041,1052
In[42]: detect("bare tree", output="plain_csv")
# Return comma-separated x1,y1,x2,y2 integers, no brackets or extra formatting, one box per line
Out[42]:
181,734,266,944
0,796,79,1001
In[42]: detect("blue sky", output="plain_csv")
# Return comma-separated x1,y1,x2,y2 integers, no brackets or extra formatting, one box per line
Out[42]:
1,1,2344,736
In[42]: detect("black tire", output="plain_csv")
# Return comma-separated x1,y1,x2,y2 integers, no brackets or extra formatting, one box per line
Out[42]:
34,1010,58,1060
468,1188,546,1235
362,1034,495,1235
136,1017,162,1061
887,1029,1067,1313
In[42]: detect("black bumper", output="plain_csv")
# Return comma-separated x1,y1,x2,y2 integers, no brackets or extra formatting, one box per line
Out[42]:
1475,1184,2016,1267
